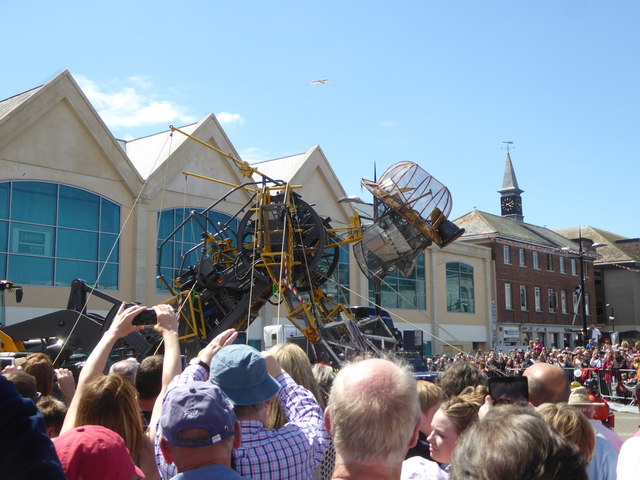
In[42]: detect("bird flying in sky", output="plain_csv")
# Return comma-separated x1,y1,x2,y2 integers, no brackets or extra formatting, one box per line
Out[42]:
307,79,333,85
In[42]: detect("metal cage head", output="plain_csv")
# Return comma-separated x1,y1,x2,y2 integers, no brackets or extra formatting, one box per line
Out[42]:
362,161,453,228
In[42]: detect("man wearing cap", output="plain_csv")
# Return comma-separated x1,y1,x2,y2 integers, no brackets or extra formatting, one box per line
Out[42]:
154,330,329,480
568,387,623,452
209,344,329,479
158,382,245,479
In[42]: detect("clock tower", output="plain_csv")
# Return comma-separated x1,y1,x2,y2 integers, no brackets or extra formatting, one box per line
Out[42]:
498,151,524,222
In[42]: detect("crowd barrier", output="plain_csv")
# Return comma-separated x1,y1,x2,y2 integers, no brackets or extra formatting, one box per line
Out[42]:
502,366,639,404
565,367,639,404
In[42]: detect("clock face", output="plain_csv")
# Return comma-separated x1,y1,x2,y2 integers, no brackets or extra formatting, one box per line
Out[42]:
501,197,515,212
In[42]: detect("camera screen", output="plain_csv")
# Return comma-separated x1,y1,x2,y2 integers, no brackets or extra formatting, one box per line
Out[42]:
489,377,529,405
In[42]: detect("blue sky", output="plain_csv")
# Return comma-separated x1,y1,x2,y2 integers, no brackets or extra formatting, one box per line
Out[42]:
2,1,638,238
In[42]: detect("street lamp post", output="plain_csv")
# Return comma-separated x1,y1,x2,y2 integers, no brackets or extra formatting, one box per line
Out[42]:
563,230,606,346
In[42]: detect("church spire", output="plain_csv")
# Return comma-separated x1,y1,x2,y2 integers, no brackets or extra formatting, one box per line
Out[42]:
498,150,524,222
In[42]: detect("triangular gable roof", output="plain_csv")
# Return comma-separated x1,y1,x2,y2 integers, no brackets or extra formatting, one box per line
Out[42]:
124,123,198,180
454,210,577,249
251,153,307,183
251,145,355,223
0,70,143,198
0,86,42,119
137,115,253,206
553,226,639,263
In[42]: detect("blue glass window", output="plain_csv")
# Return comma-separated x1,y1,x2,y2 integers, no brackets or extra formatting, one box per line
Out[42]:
59,185,100,230
0,221,7,252
9,256,54,286
11,182,57,225
0,183,9,219
0,181,120,289
156,207,239,292
446,262,475,313
369,254,426,310
323,243,350,304
100,199,120,234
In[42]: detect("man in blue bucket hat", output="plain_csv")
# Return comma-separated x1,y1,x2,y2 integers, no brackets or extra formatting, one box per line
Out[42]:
209,343,329,479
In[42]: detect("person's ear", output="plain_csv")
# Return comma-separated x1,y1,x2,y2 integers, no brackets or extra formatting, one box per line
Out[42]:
159,438,173,464
323,405,332,434
233,422,242,449
408,421,420,449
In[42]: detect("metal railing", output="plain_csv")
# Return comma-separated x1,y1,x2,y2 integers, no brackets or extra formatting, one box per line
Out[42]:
562,367,639,403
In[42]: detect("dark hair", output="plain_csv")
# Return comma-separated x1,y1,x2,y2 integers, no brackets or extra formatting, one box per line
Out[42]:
2,371,38,402
37,395,67,435
135,355,163,400
436,361,487,398
450,405,587,480
23,353,54,397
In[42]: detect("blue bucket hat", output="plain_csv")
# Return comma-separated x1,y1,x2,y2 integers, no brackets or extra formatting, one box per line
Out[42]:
209,344,281,406
160,382,236,447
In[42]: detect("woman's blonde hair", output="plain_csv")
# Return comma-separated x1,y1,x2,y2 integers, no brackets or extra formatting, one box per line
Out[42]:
75,373,144,461
439,384,487,434
265,342,325,429
536,402,595,463
416,380,444,414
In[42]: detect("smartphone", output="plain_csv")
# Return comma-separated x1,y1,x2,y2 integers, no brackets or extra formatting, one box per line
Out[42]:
0,357,15,370
132,308,158,326
488,376,529,405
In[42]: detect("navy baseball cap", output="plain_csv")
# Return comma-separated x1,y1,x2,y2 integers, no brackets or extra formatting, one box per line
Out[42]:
160,382,236,447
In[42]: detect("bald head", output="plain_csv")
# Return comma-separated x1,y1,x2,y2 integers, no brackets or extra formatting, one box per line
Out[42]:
327,357,419,464
523,363,570,406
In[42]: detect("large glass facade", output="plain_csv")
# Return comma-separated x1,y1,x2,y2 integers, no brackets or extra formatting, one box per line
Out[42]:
446,262,475,313
0,181,120,289
323,244,350,304
368,254,426,310
156,207,239,292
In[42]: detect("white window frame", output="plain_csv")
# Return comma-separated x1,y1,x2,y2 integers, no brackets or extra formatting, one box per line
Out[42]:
533,252,540,270
561,290,567,314
519,248,526,267
520,285,527,311
503,246,511,265
547,254,553,271
505,283,512,310
585,293,590,316
548,289,557,313
559,257,565,274
534,287,542,311
571,258,577,276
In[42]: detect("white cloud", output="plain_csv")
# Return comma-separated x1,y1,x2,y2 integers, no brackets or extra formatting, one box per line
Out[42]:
240,147,272,163
379,120,399,127
216,111,244,125
76,75,196,130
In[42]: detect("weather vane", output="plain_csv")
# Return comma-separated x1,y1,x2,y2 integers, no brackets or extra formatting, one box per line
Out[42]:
502,141,514,153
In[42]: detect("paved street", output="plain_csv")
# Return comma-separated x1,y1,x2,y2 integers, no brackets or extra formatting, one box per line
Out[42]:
611,403,640,440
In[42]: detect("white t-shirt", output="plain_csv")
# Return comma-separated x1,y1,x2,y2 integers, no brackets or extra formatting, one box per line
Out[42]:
401,457,448,480
617,436,640,479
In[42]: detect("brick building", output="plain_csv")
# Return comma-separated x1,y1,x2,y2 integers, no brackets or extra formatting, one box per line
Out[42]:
455,152,598,350
555,225,640,340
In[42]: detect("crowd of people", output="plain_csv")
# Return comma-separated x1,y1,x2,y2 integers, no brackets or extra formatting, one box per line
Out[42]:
418,331,640,405
2,303,640,479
